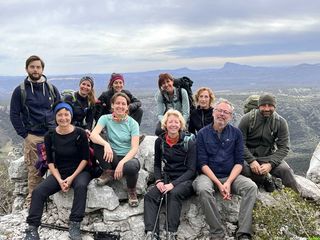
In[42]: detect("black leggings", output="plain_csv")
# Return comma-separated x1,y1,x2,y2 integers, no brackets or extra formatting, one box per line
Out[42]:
27,171,91,227
144,180,194,233
93,144,140,188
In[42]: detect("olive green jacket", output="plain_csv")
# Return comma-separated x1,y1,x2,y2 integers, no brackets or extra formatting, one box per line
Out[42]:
238,110,290,168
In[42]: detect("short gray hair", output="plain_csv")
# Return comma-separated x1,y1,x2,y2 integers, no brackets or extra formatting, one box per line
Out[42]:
213,98,234,113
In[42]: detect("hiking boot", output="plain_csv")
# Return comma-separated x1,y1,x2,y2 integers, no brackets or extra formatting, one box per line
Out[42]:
69,221,81,240
238,233,252,240
263,174,276,192
168,232,177,240
128,188,139,207
95,170,114,186
24,225,39,240
139,134,146,144
145,231,160,240
209,233,225,240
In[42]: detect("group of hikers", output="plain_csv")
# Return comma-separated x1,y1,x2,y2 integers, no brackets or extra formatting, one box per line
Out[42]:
9,55,299,240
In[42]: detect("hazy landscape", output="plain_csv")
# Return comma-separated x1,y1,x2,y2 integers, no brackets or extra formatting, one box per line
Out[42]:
1,62,320,175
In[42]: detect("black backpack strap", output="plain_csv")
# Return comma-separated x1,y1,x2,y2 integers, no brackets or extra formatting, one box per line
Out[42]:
48,130,56,166
20,82,31,121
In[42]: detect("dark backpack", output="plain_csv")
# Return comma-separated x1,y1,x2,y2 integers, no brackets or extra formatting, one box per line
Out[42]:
35,128,102,178
244,94,280,139
61,90,92,107
243,94,260,114
247,109,281,141
162,76,195,113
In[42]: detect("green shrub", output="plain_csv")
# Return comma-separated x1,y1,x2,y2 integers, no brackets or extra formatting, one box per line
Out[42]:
253,188,320,239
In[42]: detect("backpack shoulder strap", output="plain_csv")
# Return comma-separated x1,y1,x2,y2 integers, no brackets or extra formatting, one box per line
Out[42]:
48,130,56,165
46,81,57,102
248,109,258,134
270,112,281,139
20,82,31,119
20,82,26,105
72,91,77,103
183,133,195,152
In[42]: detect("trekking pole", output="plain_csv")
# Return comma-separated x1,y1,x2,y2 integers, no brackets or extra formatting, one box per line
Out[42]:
149,193,165,240
164,173,169,240
165,192,169,240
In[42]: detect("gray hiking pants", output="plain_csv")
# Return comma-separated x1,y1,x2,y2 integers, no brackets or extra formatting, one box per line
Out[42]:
193,174,257,238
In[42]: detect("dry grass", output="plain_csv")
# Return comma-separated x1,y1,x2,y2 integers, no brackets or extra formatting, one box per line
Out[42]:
0,162,14,214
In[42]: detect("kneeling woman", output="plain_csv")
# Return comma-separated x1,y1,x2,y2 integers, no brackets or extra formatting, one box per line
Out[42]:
25,101,91,240
144,109,196,240
90,92,140,207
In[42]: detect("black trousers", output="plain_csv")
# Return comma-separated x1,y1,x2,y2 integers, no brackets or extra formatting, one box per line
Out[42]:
26,171,91,227
130,107,143,126
93,144,140,189
144,180,194,233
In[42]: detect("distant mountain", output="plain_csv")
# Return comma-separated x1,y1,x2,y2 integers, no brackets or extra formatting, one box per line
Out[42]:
1,62,320,102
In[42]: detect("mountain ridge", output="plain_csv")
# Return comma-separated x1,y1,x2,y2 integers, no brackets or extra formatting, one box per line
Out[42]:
1,62,320,101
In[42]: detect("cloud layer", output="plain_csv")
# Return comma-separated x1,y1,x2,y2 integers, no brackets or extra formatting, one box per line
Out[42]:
1,0,320,75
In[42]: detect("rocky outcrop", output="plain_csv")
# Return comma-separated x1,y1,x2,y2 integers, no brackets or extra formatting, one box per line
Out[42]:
2,136,320,239
307,142,320,184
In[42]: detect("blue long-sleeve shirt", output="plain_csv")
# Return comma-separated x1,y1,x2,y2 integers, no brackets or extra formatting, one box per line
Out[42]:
197,124,244,178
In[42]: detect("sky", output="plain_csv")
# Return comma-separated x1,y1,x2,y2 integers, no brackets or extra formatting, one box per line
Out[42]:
1,0,320,75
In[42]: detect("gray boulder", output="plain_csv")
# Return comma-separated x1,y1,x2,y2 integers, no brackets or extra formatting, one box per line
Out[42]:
306,142,320,184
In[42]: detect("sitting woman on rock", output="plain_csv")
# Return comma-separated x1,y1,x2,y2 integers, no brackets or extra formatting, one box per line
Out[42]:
90,92,140,207
144,109,196,240
95,73,143,126
25,101,91,240
188,87,215,134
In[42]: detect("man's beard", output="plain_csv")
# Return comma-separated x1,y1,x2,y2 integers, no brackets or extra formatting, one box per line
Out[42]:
260,110,274,117
28,73,41,81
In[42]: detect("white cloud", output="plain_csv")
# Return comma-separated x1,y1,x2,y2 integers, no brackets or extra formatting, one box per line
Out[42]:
1,0,320,75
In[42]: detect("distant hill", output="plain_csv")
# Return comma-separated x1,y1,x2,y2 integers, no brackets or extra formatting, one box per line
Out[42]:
1,63,320,175
1,62,320,102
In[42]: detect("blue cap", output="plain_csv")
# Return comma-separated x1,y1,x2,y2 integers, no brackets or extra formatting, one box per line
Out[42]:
54,102,73,117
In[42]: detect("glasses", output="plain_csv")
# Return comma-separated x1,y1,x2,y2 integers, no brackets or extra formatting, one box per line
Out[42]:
214,108,232,115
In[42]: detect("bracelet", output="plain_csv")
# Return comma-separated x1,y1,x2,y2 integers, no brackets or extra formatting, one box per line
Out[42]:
155,179,163,184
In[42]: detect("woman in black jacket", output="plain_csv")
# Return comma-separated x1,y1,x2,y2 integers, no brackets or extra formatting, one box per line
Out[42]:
188,87,215,135
63,76,96,133
95,73,143,125
144,109,196,240
25,101,91,240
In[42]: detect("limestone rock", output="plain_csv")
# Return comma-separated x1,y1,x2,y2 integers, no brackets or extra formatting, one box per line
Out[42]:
4,135,320,240
296,175,320,202
102,201,144,222
52,181,120,212
8,156,28,180
306,142,320,184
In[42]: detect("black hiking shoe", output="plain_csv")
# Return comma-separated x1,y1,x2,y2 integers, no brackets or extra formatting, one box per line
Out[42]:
69,221,81,240
24,225,39,240
145,231,160,240
263,174,276,192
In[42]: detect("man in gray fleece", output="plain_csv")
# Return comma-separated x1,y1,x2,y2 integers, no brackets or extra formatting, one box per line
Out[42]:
238,94,299,193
